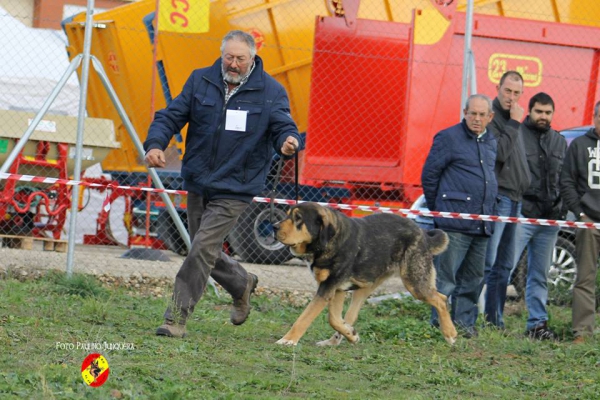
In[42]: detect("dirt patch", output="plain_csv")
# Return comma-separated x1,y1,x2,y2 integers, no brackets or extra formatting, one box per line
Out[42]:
0,244,406,299
0,265,316,306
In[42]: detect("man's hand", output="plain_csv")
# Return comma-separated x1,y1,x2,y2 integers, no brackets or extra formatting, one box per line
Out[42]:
145,148,166,168
281,136,299,156
510,101,525,122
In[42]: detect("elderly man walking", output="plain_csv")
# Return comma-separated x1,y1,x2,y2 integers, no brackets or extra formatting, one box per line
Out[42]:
145,30,302,338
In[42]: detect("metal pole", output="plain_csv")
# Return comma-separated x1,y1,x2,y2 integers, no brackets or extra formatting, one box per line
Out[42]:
66,0,95,278
460,0,475,117
0,55,82,174
470,51,477,96
89,56,190,250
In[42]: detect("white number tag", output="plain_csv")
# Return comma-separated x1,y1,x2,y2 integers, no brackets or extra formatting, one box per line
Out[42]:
225,109,248,132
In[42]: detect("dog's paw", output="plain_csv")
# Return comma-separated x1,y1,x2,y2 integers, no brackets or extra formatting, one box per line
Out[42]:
344,325,360,344
316,333,343,347
315,339,336,347
347,333,360,344
444,326,458,345
276,338,298,346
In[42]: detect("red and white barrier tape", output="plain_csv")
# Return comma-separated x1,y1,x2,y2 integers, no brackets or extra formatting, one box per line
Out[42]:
0,172,188,195
1,172,598,230
253,197,599,230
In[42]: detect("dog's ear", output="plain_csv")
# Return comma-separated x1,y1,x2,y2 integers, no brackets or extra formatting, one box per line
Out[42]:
319,223,336,247
318,207,336,247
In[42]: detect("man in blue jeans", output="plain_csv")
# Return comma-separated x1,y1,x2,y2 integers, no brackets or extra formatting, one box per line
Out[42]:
484,71,531,329
512,92,566,340
422,94,497,338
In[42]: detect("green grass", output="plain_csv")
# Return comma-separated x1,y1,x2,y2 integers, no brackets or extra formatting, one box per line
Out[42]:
0,272,599,399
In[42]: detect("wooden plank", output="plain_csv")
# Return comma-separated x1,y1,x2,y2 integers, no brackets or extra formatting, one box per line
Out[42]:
53,242,68,253
0,234,67,253
21,237,33,250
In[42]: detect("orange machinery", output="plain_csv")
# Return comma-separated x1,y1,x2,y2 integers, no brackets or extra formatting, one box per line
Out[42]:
58,0,600,254
62,0,600,176
302,1,600,206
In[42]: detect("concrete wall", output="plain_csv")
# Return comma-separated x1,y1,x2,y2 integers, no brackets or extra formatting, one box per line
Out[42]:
0,0,34,26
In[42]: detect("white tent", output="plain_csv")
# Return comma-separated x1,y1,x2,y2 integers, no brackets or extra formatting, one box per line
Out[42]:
0,6,129,245
0,6,80,116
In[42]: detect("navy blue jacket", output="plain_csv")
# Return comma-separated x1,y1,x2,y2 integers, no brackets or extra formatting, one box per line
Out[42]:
144,56,302,202
422,120,498,236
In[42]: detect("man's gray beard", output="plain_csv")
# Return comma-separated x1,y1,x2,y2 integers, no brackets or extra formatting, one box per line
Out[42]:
222,66,250,85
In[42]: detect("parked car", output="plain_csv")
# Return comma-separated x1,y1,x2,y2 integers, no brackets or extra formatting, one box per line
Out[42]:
410,125,591,305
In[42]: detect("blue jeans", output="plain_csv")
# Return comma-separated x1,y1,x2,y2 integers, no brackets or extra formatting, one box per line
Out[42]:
484,195,521,328
513,223,559,330
432,231,489,329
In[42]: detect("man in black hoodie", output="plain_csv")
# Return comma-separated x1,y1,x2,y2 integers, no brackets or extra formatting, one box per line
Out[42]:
484,71,532,329
513,92,566,340
561,100,600,344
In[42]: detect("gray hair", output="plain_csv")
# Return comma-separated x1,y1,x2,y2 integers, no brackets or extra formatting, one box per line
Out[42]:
465,94,493,114
220,30,256,59
595,100,600,117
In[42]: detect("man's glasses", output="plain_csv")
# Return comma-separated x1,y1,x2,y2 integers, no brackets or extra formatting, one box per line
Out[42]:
223,54,251,66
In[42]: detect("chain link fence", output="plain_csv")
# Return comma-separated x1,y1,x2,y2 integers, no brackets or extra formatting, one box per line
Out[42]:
1,0,600,275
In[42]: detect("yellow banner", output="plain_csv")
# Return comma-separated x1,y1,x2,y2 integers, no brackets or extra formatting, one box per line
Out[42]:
158,0,210,34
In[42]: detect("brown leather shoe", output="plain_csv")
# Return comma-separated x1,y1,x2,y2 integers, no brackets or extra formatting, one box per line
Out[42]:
573,336,586,344
230,273,258,325
156,322,186,338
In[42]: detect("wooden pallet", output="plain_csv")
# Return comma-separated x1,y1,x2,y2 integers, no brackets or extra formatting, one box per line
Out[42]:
0,234,68,253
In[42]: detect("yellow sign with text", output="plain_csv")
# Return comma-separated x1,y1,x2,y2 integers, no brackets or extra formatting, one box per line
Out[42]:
158,0,210,34
488,54,543,87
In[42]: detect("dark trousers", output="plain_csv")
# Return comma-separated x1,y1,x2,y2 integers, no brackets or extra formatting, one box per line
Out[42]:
572,215,600,338
432,231,489,329
164,193,250,324
484,195,521,328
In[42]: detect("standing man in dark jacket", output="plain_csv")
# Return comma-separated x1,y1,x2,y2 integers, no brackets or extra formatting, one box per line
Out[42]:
512,92,566,340
484,71,531,329
422,94,497,338
144,30,302,338
561,100,600,344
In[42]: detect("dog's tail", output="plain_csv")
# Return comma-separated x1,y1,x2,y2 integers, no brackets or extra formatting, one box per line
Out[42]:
423,229,449,255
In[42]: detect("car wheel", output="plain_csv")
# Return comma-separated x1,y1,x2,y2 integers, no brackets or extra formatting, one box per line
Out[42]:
511,251,527,301
510,235,577,305
156,210,188,256
547,235,577,305
228,201,293,265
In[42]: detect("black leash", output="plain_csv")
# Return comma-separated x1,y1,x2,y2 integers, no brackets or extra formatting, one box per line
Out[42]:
269,157,284,224
269,147,299,224
294,150,299,205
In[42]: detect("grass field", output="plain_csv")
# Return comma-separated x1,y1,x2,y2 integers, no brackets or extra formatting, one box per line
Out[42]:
0,270,599,399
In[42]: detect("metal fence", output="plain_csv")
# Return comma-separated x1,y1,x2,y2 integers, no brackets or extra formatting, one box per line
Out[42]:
1,0,600,273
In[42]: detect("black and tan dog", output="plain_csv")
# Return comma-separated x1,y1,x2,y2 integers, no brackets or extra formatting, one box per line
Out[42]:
273,202,457,346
